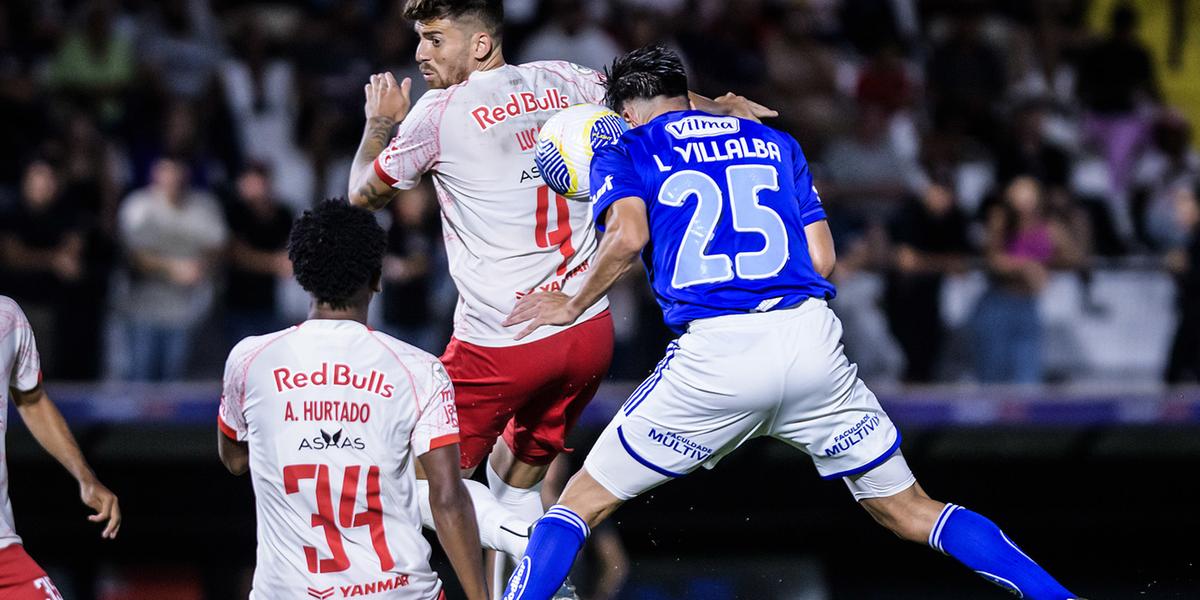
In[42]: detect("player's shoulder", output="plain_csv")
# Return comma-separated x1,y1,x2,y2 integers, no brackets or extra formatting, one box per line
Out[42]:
0,295,22,317
0,295,27,337
517,60,601,81
227,326,299,365
367,329,442,369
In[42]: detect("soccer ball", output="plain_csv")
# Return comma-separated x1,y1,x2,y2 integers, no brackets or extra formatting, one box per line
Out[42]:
535,103,628,201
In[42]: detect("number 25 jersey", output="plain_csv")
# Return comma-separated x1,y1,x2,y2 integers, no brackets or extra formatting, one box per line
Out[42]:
218,320,459,599
589,110,837,333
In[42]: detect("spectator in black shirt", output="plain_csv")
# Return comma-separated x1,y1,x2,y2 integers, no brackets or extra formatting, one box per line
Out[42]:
883,183,971,382
1165,185,1200,382
381,184,440,353
995,101,1072,192
1077,2,1160,196
224,164,293,348
0,160,85,375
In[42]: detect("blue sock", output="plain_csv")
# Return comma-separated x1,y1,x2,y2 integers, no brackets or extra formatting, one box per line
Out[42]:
930,504,1075,600
504,505,589,600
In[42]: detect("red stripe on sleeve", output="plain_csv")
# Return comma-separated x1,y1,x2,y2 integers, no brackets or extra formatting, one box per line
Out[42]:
428,433,460,451
373,157,399,186
217,415,240,441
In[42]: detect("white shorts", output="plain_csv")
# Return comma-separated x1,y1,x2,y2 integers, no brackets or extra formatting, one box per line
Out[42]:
584,299,910,500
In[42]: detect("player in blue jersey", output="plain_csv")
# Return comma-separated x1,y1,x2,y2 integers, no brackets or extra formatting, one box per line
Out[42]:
500,45,1082,600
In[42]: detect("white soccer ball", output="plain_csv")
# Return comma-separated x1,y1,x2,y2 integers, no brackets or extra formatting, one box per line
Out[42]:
535,103,628,201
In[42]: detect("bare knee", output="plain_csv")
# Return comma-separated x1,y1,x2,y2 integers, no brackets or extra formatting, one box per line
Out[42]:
859,483,944,544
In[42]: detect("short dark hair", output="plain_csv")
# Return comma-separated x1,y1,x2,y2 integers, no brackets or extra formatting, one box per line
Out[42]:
403,0,503,37
288,199,387,310
604,44,689,113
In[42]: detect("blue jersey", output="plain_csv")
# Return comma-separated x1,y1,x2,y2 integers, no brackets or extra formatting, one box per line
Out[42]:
590,110,836,332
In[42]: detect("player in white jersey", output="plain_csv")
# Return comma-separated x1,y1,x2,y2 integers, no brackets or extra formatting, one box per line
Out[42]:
0,296,120,599
345,0,776,572
217,201,487,600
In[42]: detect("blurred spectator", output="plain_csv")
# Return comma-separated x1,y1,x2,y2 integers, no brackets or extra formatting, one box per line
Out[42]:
46,1,135,127
518,0,620,71
0,160,85,376
972,177,1085,383
380,185,440,353
1164,185,1200,383
856,42,914,118
819,103,919,223
1076,2,1160,197
118,156,227,380
883,183,971,383
926,10,1006,145
1131,111,1198,251
995,100,1072,192
761,1,844,147
0,3,51,189
223,164,292,348
137,0,224,101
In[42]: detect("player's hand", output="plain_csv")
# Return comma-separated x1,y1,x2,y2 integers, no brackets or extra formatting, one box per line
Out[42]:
364,72,412,123
704,92,778,122
80,477,121,539
503,291,582,340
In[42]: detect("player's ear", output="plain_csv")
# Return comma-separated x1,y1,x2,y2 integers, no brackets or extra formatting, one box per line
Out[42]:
621,107,639,128
471,31,494,61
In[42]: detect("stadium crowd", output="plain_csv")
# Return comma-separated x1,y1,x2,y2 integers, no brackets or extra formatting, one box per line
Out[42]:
0,0,1198,385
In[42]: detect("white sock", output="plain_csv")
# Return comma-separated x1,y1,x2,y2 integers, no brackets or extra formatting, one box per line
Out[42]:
416,478,531,559
486,460,546,524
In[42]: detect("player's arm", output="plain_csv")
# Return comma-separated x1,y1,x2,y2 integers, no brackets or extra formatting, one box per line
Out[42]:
505,197,649,340
11,384,121,539
805,219,836,279
218,430,249,475
688,91,778,122
349,72,412,210
419,444,489,600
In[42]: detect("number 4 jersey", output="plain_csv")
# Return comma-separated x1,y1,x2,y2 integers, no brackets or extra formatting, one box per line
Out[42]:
218,320,459,600
589,110,837,333
373,61,610,347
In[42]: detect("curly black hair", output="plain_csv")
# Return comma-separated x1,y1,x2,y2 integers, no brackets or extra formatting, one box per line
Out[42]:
604,44,689,113
288,199,387,310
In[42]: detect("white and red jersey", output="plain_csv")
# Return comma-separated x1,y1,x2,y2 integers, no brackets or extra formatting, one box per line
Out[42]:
374,61,610,346
219,320,459,600
0,297,41,551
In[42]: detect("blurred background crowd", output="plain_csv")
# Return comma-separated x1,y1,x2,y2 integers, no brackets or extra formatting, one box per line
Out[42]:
1,0,1199,387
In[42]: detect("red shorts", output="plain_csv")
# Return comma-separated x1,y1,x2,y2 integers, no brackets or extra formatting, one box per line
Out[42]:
441,310,614,469
0,545,61,600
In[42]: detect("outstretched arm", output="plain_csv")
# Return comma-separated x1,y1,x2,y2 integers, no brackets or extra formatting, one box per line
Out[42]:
349,72,412,210
504,197,648,340
689,91,778,122
12,385,121,539
420,444,489,600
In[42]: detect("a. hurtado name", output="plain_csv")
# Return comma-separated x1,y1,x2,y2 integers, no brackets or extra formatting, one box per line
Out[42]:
672,137,782,164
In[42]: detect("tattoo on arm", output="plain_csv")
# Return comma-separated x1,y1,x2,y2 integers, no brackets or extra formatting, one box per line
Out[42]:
349,116,398,207
355,179,396,210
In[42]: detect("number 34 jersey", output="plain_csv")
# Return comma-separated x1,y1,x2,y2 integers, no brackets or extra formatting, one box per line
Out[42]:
218,320,459,600
373,61,610,347
589,110,838,333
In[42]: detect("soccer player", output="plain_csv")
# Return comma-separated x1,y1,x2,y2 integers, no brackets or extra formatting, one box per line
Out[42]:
1,295,121,600
502,46,1082,600
346,0,774,563
217,200,487,600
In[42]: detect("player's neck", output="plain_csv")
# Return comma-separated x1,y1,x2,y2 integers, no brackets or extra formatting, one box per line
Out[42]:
635,97,690,125
471,48,506,75
308,301,371,326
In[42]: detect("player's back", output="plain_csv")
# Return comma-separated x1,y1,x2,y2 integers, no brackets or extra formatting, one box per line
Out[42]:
590,110,837,332
0,296,41,550
374,60,610,345
218,320,458,599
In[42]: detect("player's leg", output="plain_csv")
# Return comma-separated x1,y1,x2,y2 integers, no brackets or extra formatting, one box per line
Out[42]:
507,328,771,600
848,457,1079,600
489,310,614,525
0,545,64,600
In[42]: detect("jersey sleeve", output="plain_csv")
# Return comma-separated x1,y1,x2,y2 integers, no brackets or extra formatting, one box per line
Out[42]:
373,92,444,190
410,360,459,457
7,304,41,392
589,143,647,232
218,341,251,442
790,136,827,225
565,62,606,105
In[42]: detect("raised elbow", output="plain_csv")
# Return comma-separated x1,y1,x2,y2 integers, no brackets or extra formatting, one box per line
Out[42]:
221,454,249,476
